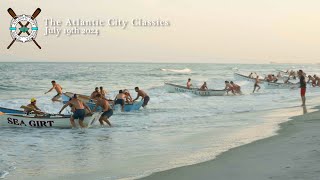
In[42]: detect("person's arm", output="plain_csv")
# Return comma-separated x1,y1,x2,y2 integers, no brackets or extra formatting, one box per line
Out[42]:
45,86,54,94
34,105,41,111
59,102,70,114
92,102,99,112
83,103,92,114
133,93,140,102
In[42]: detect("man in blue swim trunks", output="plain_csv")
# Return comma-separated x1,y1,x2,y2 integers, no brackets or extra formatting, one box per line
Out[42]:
93,94,113,127
59,94,92,128
133,87,150,108
114,90,125,112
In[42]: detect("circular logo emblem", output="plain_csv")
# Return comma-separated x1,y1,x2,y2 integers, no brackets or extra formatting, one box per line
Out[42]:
9,14,38,43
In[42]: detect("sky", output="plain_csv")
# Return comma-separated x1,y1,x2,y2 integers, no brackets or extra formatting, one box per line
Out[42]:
0,0,320,63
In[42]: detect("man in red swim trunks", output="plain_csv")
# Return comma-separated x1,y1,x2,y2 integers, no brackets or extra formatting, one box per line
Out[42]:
298,70,306,106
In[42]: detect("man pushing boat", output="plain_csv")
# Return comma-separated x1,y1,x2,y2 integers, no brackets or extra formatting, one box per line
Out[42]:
93,94,113,127
59,94,92,128
133,87,150,108
45,80,63,102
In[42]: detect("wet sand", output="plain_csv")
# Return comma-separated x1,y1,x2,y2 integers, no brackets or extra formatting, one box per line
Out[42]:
140,106,320,180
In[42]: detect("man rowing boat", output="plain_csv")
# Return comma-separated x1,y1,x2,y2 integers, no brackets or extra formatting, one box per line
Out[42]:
45,80,63,102
133,87,150,108
93,94,113,127
23,98,44,115
199,82,208,91
59,94,92,128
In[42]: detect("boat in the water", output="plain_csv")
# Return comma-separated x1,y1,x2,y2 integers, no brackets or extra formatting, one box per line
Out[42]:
0,113,96,128
263,82,300,89
164,83,226,96
0,107,24,114
234,73,266,83
62,92,144,112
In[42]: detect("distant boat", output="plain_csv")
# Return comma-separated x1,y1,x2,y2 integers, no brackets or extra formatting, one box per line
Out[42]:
164,83,226,96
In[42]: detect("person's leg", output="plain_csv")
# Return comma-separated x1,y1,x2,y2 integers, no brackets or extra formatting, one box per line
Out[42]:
70,116,76,128
79,119,87,128
103,117,112,127
302,96,306,106
257,85,261,91
253,85,256,93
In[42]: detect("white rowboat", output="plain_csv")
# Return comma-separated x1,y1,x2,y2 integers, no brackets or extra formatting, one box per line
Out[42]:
164,83,226,96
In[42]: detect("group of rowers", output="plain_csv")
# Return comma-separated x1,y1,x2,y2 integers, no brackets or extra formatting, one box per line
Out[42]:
185,78,242,95
23,80,150,128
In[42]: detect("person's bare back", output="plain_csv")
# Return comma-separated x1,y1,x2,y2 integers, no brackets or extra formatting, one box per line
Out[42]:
97,98,111,112
69,98,85,110
55,84,63,94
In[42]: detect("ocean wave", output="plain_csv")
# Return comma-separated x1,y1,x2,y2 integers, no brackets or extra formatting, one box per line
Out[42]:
160,68,192,73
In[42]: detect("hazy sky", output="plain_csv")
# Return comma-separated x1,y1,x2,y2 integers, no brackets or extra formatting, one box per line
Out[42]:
1,0,320,63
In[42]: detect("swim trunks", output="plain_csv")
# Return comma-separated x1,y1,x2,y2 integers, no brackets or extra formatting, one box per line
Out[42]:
300,88,306,97
101,109,113,118
73,109,85,120
115,99,125,106
143,96,150,107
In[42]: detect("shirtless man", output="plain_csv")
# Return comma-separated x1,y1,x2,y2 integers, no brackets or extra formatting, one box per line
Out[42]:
24,98,44,115
59,94,92,128
123,89,133,103
307,75,316,87
45,81,63,102
100,86,107,98
314,75,320,86
230,81,241,94
253,76,261,93
272,75,278,82
90,87,100,100
93,94,113,127
187,78,192,89
224,81,235,95
114,90,125,112
199,82,208,91
133,87,150,108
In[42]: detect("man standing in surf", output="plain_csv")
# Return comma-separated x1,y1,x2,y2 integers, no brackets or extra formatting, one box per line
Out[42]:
45,80,63,102
298,70,307,106
93,94,113,127
253,76,261,93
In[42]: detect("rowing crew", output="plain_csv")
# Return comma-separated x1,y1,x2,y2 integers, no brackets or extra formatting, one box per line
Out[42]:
224,81,242,95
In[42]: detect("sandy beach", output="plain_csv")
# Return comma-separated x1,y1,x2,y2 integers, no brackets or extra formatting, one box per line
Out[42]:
140,105,320,180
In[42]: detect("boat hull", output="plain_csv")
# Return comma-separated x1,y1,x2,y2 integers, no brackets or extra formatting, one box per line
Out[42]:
234,73,265,83
0,107,24,114
0,114,95,128
164,83,226,96
263,82,299,89
62,92,143,112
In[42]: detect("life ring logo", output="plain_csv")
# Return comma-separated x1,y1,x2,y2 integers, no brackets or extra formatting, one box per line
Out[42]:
7,8,41,49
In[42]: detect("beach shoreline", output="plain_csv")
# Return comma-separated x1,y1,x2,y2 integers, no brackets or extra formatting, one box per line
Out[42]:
140,105,320,180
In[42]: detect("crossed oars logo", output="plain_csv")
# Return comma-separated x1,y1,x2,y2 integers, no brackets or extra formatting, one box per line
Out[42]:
7,8,42,49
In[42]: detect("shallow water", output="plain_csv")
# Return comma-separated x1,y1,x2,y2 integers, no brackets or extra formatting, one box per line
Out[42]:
0,62,320,179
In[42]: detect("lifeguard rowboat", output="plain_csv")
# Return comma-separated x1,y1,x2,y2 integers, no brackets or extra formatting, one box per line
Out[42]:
263,82,299,89
62,92,144,112
0,107,24,114
164,83,226,96
234,73,266,83
0,113,96,128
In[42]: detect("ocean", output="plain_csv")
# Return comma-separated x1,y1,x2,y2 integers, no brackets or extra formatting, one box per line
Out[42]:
0,62,320,180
